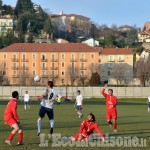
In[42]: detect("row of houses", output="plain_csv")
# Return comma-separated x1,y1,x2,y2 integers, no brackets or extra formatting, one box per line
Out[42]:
0,43,134,86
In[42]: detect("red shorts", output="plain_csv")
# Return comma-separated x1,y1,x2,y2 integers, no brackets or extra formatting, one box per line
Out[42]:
106,108,117,121
4,117,17,128
74,132,89,140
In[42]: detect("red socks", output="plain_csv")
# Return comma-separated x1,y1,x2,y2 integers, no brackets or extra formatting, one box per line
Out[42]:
7,133,15,141
18,132,23,143
113,122,117,130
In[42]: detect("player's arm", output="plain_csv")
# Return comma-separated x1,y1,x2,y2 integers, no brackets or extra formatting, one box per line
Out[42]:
94,124,105,141
101,84,108,98
12,101,19,123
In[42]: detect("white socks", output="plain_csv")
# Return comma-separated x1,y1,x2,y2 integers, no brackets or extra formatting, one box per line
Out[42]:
37,118,42,133
24,105,26,110
50,119,54,128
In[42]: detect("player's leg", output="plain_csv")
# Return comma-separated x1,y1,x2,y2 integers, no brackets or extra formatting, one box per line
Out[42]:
37,106,46,136
112,109,117,132
76,106,83,118
16,123,24,145
24,102,27,110
106,110,112,127
46,108,54,136
5,122,19,145
27,101,30,110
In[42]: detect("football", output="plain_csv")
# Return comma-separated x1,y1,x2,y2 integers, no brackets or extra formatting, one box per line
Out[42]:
34,75,41,82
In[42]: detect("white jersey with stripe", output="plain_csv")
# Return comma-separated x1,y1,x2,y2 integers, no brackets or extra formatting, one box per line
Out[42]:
148,96,150,102
41,88,62,109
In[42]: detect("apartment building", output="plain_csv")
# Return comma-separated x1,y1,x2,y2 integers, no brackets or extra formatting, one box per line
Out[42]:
0,43,100,86
99,48,134,85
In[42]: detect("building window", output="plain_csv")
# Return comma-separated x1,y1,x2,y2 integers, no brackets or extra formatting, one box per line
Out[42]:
62,54,65,59
3,62,7,68
42,54,46,60
62,71,65,75
42,71,46,75
108,63,114,69
80,54,85,59
32,54,36,59
33,62,36,67
109,55,114,61
62,79,64,84
13,63,17,67
52,71,55,75
81,62,84,68
52,54,55,60
91,54,94,59
81,71,84,75
22,54,26,60
13,70,16,75
3,54,7,59
71,54,75,60
62,62,65,67
23,62,26,68
71,62,75,68
13,54,17,59
118,55,123,61
32,70,36,75
42,63,46,68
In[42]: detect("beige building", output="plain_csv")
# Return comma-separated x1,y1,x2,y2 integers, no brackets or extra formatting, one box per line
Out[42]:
0,17,14,35
49,11,91,37
117,25,133,32
99,48,134,85
0,43,100,86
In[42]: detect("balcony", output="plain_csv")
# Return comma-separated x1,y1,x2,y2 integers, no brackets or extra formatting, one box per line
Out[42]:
109,60,115,62
51,67,58,70
22,74,29,78
12,75,19,78
41,67,48,70
80,58,87,62
80,67,87,70
12,58,19,62
41,59,48,62
12,66,19,70
21,67,29,70
118,59,124,62
51,59,57,62
70,58,77,62
22,58,29,62
41,75,48,78
50,74,58,78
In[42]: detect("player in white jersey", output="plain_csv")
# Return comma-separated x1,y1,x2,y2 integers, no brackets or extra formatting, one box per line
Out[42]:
75,90,83,118
148,96,150,112
36,81,66,136
24,91,30,110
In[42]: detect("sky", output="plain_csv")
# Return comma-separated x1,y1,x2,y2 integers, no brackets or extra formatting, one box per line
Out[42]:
3,0,150,28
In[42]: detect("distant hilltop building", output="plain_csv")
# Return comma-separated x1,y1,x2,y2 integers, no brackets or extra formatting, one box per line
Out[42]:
138,22,150,42
82,38,99,47
117,25,133,32
49,11,91,37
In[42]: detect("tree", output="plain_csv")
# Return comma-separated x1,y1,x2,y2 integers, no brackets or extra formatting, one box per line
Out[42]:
104,34,115,48
112,63,127,85
27,32,34,43
78,75,88,86
0,0,2,9
44,18,52,38
15,0,34,17
90,23,98,39
111,24,118,31
136,56,150,87
2,5,14,15
89,72,100,86
126,27,138,46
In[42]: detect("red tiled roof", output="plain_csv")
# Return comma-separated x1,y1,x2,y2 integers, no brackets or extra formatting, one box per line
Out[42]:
49,14,89,19
139,30,150,35
0,43,99,52
98,48,133,55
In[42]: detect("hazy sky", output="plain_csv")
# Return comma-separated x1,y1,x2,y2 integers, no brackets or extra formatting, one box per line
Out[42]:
3,0,150,28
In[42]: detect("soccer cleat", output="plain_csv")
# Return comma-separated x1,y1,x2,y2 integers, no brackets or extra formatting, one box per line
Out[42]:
5,140,11,146
114,129,117,133
16,142,24,146
81,114,83,118
37,132,40,136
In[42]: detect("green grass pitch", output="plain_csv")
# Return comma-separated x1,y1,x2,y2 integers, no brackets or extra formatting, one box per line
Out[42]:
0,98,150,150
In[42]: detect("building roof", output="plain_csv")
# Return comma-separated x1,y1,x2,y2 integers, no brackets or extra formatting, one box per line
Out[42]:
0,43,99,52
98,48,133,55
49,14,90,19
118,25,133,29
139,30,150,35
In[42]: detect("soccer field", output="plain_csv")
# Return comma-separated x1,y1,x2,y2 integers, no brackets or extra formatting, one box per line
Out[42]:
0,98,150,150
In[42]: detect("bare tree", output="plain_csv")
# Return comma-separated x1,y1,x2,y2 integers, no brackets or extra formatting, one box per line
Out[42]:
112,63,127,85
136,57,150,86
66,64,79,86
0,63,7,85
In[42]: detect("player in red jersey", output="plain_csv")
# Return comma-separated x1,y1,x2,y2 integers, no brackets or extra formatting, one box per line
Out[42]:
70,113,105,142
101,83,117,132
4,91,24,146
